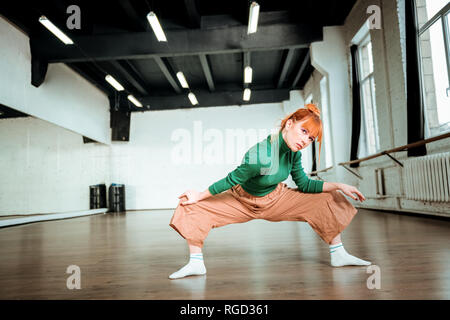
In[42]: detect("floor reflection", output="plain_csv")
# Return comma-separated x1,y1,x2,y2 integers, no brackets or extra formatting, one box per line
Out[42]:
169,274,207,299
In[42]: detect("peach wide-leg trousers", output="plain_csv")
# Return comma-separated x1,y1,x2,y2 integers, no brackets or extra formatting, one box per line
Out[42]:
169,183,358,248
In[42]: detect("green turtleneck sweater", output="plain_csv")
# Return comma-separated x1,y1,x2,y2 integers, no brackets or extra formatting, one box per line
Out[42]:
208,132,324,196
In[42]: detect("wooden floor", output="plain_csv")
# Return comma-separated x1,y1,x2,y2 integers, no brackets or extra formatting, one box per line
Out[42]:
0,208,449,299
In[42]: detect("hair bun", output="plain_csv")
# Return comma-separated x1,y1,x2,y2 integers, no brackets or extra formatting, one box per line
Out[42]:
306,103,320,117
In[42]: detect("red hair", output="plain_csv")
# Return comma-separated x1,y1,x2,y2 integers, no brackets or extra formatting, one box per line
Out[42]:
278,104,323,168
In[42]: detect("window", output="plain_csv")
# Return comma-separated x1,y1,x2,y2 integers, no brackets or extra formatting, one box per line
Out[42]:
416,0,450,137
356,33,380,157
320,76,334,168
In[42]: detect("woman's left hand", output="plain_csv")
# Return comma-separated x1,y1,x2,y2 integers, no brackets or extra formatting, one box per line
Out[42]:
338,183,366,202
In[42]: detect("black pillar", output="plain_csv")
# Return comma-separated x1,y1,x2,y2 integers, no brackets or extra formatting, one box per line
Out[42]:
350,45,362,168
405,0,427,156
311,141,317,172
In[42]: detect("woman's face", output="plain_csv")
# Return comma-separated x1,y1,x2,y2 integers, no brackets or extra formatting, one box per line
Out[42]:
282,119,316,152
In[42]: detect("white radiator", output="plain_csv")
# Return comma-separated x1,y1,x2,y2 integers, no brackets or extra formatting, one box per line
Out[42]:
403,152,450,202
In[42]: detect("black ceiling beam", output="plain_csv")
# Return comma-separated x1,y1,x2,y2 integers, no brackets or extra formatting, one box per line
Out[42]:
117,0,150,31
122,60,151,93
110,60,149,95
32,23,323,63
153,57,182,93
203,11,292,29
0,5,31,35
184,0,201,28
29,25,48,87
199,54,215,92
292,50,310,89
109,91,131,112
232,0,251,25
139,89,290,111
243,51,251,67
277,48,296,88
31,55,48,87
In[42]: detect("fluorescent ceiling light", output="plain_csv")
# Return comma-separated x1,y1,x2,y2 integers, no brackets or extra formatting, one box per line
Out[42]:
247,2,260,34
176,72,189,88
188,92,198,105
38,15,74,45
146,11,167,42
105,75,125,91
243,88,251,101
244,66,253,83
128,95,143,107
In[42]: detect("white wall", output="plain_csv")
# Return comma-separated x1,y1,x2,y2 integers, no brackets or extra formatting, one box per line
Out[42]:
0,16,111,144
0,117,110,215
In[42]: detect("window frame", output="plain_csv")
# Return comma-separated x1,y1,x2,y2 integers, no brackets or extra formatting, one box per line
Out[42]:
356,32,380,156
417,1,450,137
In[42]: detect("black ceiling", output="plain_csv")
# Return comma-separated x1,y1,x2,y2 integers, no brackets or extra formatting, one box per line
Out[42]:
0,0,356,113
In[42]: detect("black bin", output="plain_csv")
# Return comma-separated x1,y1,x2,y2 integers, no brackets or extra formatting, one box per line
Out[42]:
108,183,125,212
89,184,106,209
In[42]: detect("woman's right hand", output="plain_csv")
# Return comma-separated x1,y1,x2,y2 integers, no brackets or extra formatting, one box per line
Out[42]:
178,190,202,206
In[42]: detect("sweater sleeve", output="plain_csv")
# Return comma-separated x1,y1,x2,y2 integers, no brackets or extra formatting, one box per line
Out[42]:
208,148,261,195
290,152,324,193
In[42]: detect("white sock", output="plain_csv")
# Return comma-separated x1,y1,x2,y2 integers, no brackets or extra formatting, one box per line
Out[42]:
329,243,371,267
169,253,206,279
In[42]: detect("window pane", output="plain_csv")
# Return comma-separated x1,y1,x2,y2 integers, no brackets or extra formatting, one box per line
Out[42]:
361,78,378,154
302,145,312,175
320,77,333,168
357,117,368,159
367,41,374,74
419,18,450,137
370,77,380,150
357,36,378,157
425,0,448,21
360,42,372,79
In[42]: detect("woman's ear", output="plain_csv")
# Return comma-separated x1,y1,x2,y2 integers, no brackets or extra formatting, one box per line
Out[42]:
286,119,292,129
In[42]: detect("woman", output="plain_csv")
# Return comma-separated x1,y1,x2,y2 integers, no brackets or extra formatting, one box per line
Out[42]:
169,104,371,279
